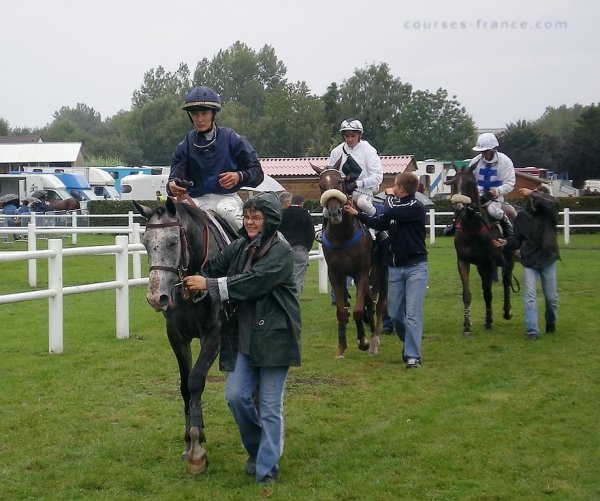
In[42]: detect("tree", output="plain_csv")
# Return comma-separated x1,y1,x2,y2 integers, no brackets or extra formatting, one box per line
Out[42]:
563,104,600,186
52,103,102,133
251,82,330,157
337,63,412,152
131,63,190,109
321,83,342,137
498,120,552,168
385,88,476,159
129,94,189,165
193,41,287,121
0,118,9,135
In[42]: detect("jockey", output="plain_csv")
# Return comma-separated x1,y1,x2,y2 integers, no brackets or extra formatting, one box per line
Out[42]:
167,86,264,228
328,119,383,217
444,132,515,237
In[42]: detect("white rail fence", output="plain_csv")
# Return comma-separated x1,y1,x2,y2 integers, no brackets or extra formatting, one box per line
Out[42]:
1,209,598,353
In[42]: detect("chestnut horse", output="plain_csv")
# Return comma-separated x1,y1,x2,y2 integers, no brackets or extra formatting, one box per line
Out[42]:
445,165,517,336
135,198,234,474
312,164,387,358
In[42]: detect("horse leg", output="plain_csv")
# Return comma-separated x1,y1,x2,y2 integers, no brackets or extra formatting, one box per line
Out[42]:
331,281,350,358
369,266,387,355
186,327,220,475
167,326,194,462
352,277,371,352
478,264,494,331
457,260,472,336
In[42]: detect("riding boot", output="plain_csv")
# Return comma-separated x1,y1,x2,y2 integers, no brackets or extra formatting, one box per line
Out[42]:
499,215,514,238
443,220,456,236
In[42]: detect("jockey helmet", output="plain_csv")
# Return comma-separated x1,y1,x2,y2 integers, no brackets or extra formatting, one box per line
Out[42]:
340,118,364,134
182,86,222,112
473,132,499,151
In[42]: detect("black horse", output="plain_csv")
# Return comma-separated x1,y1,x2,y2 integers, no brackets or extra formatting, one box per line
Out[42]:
311,164,387,358
445,165,517,336
135,198,233,474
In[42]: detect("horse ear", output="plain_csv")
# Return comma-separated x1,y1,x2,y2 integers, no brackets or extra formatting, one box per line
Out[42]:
165,196,177,215
132,200,153,219
310,162,325,175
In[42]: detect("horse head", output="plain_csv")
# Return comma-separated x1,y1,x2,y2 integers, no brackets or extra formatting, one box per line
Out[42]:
312,163,348,225
445,164,479,212
136,198,206,312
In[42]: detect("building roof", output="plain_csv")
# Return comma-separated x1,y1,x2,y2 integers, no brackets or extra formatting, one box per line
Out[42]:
0,135,43,144
0,142,83,163
260,155,416,177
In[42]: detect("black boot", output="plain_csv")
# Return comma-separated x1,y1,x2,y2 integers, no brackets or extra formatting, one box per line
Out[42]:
443,220,456,236
499,215,514,238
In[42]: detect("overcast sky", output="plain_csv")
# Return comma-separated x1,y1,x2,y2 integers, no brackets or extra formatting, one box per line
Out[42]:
1,0,598,132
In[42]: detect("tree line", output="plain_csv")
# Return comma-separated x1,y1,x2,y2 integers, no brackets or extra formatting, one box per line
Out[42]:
1,41,598,186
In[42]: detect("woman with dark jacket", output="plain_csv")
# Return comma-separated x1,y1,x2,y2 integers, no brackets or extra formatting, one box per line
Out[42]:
183,192,301,487
505,186,560,340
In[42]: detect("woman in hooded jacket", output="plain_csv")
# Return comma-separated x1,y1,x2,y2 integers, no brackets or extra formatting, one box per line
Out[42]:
183,191,301,487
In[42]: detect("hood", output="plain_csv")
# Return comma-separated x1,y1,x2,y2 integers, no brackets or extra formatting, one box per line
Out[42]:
239,192,283,243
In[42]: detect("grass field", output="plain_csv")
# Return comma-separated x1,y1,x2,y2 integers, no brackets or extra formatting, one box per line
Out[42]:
1,234,599,500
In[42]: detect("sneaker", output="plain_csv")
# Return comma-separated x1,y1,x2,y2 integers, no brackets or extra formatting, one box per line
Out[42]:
258,474,276,486
406,358,421,368
526,332,539,341
244,456,256,476
545,323,555,334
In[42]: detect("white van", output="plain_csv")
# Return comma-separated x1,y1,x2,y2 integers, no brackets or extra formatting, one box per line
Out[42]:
119,174,168,200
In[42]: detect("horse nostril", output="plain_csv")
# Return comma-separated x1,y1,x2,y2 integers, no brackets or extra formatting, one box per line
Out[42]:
158,295,170,307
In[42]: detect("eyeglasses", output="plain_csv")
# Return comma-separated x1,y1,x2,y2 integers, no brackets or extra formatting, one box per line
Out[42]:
243,215,265,223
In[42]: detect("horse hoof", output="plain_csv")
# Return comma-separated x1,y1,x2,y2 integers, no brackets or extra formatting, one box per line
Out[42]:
463,331,472,337
357,339,370,352
336,346,346,359
368,335,380,356
187,455,208,475
504,311,512,320
186,426,208,475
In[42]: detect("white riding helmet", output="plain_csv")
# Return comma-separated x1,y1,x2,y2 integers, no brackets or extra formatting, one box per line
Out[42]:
473,132,499,151
340,118,364,133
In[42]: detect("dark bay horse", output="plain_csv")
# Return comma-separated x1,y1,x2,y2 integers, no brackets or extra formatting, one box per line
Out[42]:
445,165,517,336
135,197,233,474
311,164,387,358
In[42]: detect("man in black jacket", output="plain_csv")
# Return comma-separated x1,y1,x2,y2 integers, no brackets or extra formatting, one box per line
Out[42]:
504,186,560,340
279,192,315,297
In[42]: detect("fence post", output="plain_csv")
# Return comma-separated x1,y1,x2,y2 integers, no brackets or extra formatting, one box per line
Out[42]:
429,208,436,244
71,212,78,245
115,235,130,339
48,239,64,354
28,222,37,288
128,211,134,243
563,207,570,245
132,222,141,279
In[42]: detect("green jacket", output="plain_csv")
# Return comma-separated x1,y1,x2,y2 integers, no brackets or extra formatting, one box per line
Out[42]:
203,192,301,370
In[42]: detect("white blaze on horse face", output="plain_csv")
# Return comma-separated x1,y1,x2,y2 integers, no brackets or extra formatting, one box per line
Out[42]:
143,226,181,311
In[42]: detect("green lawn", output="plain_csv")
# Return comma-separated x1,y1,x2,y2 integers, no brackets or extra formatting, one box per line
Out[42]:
0,234,598,500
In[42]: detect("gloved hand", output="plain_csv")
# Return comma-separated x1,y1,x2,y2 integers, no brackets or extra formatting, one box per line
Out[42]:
345,181,357,193
480,191,493,204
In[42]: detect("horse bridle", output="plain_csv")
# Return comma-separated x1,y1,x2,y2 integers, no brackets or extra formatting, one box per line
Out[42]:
145,219,210,283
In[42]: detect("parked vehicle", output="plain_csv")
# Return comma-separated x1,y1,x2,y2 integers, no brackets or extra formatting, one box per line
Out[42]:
0,173,72,203
119,174,168,200
98,167,159,192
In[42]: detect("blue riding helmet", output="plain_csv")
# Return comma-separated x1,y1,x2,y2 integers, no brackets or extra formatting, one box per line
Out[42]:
182,86,222,112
